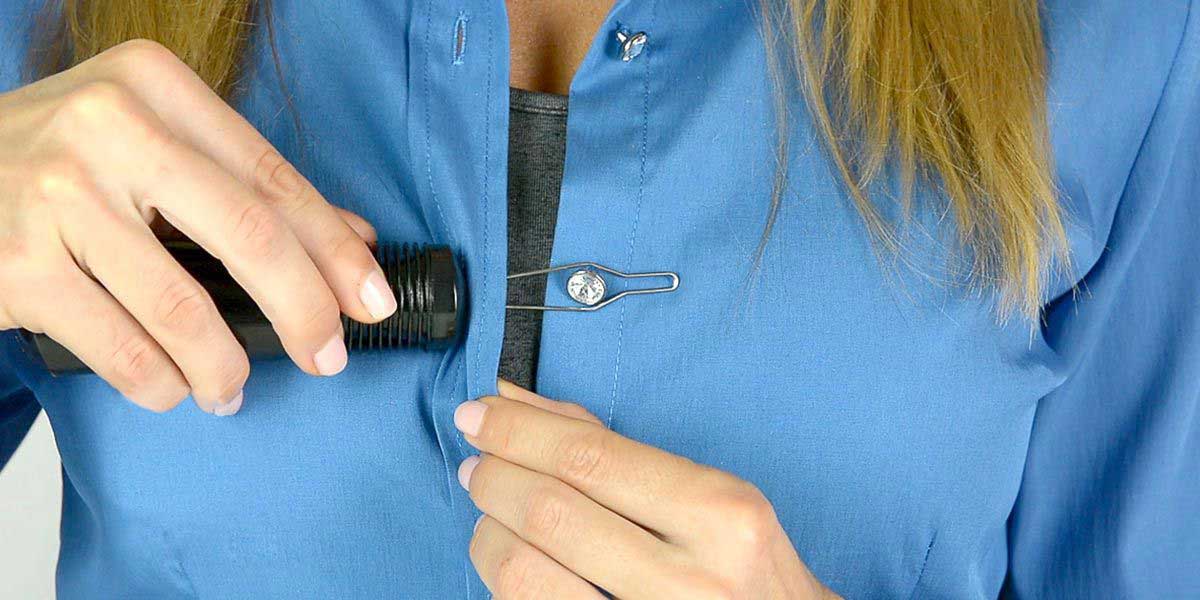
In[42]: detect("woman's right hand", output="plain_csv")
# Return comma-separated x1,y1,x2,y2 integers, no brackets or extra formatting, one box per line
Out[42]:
0,40,398,415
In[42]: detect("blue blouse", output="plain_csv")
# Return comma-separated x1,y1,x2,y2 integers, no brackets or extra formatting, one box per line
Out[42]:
1,1,1197,598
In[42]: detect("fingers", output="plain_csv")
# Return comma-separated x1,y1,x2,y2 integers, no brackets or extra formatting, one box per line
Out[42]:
91,40,395,324
455,395,702,537
25,256,189,412
460,454,675,599
470,516,604,600
496,379,604,425
131,140,347,377
35,68,351,378
63,211,248,413
336,208,377,244
3,40,391,410
243,148,397,323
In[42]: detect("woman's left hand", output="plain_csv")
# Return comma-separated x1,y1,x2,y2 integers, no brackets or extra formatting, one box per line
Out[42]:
454,381,840,600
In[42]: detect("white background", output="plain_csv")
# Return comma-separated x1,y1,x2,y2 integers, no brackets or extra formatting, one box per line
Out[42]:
0,411,60,599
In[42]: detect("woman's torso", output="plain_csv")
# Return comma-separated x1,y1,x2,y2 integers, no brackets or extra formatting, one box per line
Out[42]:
0,1,1190,597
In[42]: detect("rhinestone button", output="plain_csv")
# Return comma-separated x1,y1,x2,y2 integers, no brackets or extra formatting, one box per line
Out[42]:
615,30,648,62
566,269,607,306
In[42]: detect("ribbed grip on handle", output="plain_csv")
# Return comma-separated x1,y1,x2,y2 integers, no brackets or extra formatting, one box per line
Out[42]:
345,243,462,351
22,241,463,375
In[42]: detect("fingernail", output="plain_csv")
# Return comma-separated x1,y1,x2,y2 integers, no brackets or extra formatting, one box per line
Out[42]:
359,270,397,320
454,401,488,437
458,455,480,490
473,515,484,533
213,390,243,417
314,333,348,376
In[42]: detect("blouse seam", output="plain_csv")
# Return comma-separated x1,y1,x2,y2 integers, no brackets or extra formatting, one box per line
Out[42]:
163,528,199,599
606,0,657,428
905,531,938,600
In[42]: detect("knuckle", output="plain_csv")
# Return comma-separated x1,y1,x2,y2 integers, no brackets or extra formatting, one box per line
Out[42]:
561,402,602,424
522,485,570,543
100,39,182,75
221,353,251,391
108,38,176,61
54,81,170,153
135,121,178,159
106,334,164,394
191,352,250,404
329,229,370,269
296,293,341,336
29,160,95,206
230,202,285,259
336,208,375,241
554,429,610,487
152,277,214,337
56,81,139,127
493,546,545,600
480,407,517,453
250,148,308,211
714,479,778,549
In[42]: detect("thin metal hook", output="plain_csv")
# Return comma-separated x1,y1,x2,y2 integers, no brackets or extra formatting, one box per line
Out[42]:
506,262,680,312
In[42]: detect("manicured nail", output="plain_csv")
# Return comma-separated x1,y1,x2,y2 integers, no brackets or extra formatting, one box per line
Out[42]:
473,515,484,533
359,270,397,320
314,333,348,376
213,390,243,417
458,456,480,490
454,401,488,437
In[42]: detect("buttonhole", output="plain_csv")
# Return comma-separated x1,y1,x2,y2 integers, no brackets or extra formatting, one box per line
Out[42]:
453,13,468,65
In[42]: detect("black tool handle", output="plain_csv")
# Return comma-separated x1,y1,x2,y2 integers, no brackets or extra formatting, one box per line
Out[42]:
22,240,463,375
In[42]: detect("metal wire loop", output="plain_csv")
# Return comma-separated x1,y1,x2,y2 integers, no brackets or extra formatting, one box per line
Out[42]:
506,262,680,312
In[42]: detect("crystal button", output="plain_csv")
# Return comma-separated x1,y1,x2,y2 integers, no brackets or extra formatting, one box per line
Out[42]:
566,269,607,306
615,30,648,62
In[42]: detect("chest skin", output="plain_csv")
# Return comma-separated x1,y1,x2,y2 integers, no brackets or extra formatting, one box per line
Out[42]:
506,0,615,94
9,1,1182,599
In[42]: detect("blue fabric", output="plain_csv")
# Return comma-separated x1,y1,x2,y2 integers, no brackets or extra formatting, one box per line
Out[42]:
0,333,40,467
1,0,1196,597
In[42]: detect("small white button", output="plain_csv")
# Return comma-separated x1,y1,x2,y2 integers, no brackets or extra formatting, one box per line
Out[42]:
566,269,607,306
615,30,648,62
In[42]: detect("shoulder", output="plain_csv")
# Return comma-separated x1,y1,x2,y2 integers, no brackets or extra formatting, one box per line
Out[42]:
1041,0,1197,300
1042,0,1193,67
1042,0,1196,173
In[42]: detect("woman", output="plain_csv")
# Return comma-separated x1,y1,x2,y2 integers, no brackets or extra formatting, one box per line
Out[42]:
0,0,1196,597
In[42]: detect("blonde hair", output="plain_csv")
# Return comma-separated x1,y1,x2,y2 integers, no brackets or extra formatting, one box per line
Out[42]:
31,0,254,98
35,0,1065,319
763,0,1065,318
